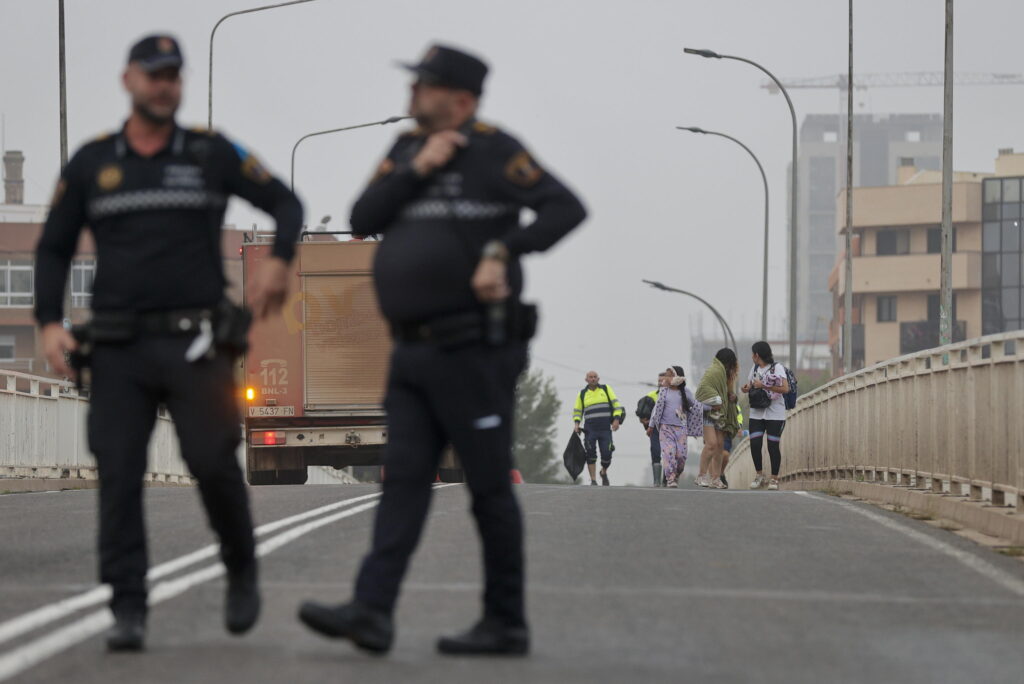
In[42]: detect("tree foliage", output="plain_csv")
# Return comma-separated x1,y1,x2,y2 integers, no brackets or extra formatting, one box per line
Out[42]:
512,368,565,484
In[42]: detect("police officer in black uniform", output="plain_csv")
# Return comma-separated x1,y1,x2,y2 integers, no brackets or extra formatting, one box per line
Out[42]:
35,35,303,651
298,44,586,656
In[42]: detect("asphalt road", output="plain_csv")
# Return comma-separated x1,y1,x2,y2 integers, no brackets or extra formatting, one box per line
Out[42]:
1,482,1023,683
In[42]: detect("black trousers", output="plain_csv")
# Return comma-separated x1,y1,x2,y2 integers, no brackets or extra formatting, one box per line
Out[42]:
355,341,528,628
88,336,255,614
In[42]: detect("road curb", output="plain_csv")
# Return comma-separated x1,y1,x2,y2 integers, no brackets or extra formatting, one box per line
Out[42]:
0,478,193,494
786,479,1024,545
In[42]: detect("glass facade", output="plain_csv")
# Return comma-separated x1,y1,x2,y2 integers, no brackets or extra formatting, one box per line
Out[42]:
982,177,1024,334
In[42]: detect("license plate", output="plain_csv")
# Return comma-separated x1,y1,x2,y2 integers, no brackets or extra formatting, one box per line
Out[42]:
248,406,295,417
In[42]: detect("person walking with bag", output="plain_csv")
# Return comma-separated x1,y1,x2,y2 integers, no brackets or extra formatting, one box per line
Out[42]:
647,366,704,488
636,376,662,486
572,371,625,486
741,341,791,490
694,349,740,489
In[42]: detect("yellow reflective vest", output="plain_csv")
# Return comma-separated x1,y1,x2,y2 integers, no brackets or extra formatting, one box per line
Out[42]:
573,384,625,427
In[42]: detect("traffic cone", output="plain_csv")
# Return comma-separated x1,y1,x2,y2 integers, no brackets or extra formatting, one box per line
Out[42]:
510,469,524,484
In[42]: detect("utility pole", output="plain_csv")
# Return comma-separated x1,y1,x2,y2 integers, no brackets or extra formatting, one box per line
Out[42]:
58,0,68,167
843,0,855,373
939,0,954,347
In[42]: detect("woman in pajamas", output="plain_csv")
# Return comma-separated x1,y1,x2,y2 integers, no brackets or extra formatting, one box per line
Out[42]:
647,366,705,487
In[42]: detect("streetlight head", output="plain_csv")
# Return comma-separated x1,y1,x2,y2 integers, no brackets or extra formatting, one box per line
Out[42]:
382,115,411,125
642,279,668,291
676,126,706,134
683,47,721,59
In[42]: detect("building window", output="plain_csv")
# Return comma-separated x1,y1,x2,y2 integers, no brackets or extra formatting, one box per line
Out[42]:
877,296,897,322
982,177,1024,335
927,227,958,254
823,131,838,143
0,260,34,308
71,260,95,309
877,229,910,256
0,335,14,361
906,131,921,142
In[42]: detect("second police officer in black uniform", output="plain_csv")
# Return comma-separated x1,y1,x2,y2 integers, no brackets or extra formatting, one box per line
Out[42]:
298,44,586,656
34,35,303,651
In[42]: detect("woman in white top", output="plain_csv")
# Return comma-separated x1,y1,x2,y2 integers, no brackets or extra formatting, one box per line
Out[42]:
740,341,790,490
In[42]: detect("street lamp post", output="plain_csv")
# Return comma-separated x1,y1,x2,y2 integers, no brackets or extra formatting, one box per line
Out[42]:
208,0,320,129
290,116,411,192
684,47,799,369
677,126,769,341
939,0,955,348
642,279,737,352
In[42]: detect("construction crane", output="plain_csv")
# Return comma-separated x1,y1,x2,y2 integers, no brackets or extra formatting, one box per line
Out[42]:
764,72,1024,93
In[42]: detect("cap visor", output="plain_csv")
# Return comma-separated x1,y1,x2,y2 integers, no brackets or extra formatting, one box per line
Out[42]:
135,55,183,72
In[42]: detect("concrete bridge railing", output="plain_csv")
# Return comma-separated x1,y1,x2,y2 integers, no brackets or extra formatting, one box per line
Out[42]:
727,331,1024,542
0,369,193,486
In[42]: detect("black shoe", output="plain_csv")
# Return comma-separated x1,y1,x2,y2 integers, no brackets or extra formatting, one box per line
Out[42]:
437,619,530,656
590,480,598,486
720,474,729,489
106,611,146,652
600,471,610,486
226,564,261,635
298,600,394,654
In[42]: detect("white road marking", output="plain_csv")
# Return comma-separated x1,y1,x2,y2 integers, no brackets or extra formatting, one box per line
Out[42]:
0,489,387,649
795,491,1024,598
0,486,460,683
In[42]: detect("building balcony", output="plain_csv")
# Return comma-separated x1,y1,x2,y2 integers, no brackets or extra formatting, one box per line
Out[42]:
834,251,981,297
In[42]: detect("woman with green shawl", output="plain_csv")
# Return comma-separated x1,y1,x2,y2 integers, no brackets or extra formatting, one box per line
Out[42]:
694,348,740,489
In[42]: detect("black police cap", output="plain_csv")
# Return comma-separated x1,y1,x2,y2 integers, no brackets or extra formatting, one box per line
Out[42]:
400,44,488,96
127,35,184,72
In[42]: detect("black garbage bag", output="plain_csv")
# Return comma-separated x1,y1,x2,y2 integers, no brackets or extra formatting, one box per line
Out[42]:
563,431,587,483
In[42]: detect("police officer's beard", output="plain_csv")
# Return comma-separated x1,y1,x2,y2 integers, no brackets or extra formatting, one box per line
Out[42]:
134,99,177,126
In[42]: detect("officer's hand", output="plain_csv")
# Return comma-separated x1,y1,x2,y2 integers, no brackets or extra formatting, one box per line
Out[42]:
472,257,510,303
41,323,77,380
646,427,653,436
412,131,468,177
248,257,290,320
574,424,581,434
611,420,620,432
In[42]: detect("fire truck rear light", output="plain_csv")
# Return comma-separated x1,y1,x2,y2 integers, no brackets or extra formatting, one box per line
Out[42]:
253,431,286,446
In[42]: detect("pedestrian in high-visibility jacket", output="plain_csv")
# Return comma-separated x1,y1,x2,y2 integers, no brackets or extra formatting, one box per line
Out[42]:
636,379,662,486
573,371,625,486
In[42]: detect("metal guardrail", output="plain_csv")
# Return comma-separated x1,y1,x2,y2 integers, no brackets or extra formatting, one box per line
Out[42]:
777,331,1024,512
0,369,193,484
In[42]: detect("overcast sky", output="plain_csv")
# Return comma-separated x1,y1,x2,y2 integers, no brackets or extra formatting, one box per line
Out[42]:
3,0,1023,484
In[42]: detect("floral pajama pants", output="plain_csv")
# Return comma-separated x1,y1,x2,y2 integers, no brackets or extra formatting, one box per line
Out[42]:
658,424,688,482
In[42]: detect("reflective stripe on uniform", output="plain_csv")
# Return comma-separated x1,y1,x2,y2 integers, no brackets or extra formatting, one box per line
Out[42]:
88,189,227,221
399,199,518,221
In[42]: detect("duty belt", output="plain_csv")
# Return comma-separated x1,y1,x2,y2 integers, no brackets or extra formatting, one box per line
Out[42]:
391,302,538,349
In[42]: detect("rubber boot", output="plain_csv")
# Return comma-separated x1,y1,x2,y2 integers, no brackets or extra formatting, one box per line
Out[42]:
652,463,663,487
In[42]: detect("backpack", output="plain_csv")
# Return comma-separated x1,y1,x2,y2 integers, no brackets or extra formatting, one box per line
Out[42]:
781,365,799,410
580,385,626,425
635,394,656,421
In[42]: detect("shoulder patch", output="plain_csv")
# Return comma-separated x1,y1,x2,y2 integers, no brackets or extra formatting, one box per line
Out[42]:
231,142,271,184
504,149,544,188
472,121,498,135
